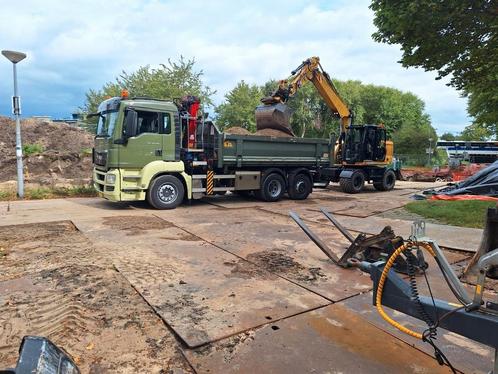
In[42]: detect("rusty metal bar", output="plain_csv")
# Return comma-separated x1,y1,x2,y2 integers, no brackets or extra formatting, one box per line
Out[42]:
319,208,355,243
290,211,340,264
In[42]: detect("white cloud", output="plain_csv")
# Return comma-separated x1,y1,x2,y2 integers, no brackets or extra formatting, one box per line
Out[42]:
0,0,470,133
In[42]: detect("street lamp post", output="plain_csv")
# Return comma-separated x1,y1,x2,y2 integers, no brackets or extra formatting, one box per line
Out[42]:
2,50,27,198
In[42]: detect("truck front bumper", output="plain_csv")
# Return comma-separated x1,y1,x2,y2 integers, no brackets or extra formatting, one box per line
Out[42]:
93,168,121,202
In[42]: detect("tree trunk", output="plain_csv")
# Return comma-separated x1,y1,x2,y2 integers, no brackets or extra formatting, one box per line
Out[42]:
464,204,498,279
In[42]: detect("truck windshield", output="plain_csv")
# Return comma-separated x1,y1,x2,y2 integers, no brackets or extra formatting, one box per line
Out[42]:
96,110,118,137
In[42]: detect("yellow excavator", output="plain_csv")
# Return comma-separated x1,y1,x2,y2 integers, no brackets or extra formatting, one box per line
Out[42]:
255,56,395,193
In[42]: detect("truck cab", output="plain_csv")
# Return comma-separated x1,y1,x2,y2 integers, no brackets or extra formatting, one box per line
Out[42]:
93,95,190,206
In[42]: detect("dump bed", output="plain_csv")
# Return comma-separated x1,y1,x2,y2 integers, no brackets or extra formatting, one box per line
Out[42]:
216,133,333,168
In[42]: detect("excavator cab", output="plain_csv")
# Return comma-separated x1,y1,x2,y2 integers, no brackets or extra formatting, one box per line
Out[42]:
343,125,387,163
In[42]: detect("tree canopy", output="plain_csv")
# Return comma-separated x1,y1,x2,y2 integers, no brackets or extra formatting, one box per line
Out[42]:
216,78,436,160
370,0,498,139
82,56,215,119
215,81,263,132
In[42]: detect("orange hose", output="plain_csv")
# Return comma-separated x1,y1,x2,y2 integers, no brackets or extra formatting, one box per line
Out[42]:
375,242,436,339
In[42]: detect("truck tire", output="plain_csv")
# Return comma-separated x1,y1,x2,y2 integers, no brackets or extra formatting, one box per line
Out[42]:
256,173,285,202
339,171,365,194
147,175,184,209
288,173,312,200
373,169,396,191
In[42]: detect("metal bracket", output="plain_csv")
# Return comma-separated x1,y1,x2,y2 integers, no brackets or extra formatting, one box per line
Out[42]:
411,220,426,239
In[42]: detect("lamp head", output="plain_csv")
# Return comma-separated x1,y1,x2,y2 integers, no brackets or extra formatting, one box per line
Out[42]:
2,50,26,64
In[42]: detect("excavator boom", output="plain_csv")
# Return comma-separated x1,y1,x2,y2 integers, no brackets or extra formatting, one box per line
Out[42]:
255,56,352,134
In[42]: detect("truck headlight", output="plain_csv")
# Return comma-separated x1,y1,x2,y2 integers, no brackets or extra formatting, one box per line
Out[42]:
105,174,116,184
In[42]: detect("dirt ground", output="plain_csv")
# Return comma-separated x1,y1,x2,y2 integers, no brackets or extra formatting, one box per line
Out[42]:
0,116,93,187
0,221,191,372
0,182,495,373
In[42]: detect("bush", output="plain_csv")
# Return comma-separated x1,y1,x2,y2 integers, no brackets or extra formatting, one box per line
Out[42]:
22,143,44,155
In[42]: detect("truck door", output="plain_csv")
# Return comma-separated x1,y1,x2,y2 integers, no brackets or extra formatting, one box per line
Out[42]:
118,109,172,168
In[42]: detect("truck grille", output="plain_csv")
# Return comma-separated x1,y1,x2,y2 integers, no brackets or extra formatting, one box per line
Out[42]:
93,150,107,166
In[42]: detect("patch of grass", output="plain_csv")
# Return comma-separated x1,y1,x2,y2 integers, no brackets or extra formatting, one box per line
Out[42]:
405,200,496,229
22,143,44,155
0,190,15,200
26,188,52,200
53,186,97,197
0,186,97,201
80,148,93,157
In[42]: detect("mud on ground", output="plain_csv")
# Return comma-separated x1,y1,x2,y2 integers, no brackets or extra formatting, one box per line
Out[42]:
0,221,191,373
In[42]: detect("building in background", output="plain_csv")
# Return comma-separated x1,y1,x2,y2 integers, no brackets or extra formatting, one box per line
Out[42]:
437,141,498,165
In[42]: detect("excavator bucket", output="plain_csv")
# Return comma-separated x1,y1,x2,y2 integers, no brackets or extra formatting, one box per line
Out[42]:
255,103,295,136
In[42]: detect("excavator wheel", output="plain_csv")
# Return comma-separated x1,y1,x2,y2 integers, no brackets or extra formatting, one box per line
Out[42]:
373,169,396,191
339,171,365,194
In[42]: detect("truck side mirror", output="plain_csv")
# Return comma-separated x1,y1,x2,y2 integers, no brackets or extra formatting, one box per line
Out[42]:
124,109,138,139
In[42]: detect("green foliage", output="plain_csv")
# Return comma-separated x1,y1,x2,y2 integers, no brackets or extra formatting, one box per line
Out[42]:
467,90,498,139
439,132,456,141
81,57,216,132
215,81,263,132
0,186,96,201
370,0,498,138
459,123,492,141
405,200,496,229
22,143,44,155
216,78,436,160
0,190,13,200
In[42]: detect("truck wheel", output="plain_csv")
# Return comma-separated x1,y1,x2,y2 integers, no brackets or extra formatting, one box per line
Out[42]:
256,173,285,202
373,169,396,191
147,175,184,209
288,173,312,200
339,171,365,194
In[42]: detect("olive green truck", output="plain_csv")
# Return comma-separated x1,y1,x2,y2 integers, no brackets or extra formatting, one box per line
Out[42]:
92,94,391,209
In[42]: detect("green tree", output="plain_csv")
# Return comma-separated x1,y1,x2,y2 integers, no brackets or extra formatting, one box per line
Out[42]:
467,90,498,139
370,0,498,138
439,132,456,141
459,123,491,141
217,77,436,162
82,57,215,130
215,81,263,132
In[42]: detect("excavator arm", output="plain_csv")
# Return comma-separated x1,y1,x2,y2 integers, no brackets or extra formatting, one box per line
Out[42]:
257,56,353,135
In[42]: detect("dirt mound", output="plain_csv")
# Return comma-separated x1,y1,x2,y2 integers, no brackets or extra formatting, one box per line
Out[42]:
0,117,94,186
255,128,292,137
224,126,292,138
224,126,252,135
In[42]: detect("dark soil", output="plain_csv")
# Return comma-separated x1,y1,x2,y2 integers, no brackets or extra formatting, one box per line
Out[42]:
246,250,327,283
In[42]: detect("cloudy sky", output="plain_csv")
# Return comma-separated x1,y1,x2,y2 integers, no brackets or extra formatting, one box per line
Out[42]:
0,0,470,134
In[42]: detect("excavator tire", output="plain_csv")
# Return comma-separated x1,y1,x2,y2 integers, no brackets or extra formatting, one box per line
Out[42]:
373,169,396,191
339,171,365,194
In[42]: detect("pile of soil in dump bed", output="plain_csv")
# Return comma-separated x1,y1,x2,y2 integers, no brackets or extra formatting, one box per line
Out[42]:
224,126,292,137
224,126,252,135
0,116,94,186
